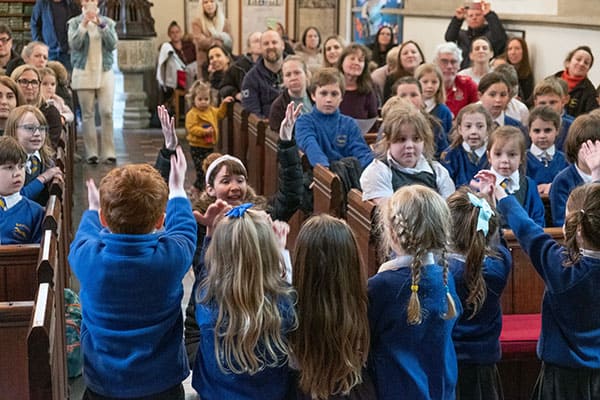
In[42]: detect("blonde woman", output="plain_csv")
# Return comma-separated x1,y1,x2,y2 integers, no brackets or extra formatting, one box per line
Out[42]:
191,0,232,78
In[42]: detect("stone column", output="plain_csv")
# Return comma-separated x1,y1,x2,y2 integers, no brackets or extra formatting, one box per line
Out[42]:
116,39,155,129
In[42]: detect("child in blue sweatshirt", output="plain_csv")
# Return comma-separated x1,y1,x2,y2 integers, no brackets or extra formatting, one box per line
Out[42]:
447,187,512,399
532,77,574,152
69,147,197,399
368,185,461,399
526,106,569,196
0,136,44,244
295,67,373,170
476,140,600,399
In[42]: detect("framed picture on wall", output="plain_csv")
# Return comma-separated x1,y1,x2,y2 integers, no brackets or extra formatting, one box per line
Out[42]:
352,1,403,45
241,0,286,48
295,1,339,43
506,28,526,40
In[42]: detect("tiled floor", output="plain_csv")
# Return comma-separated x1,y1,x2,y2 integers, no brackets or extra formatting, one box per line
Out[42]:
68,72,199,399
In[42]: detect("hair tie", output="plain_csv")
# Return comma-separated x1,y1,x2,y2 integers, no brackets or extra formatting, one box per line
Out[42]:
205,155,247,186
580,209,586,216
467,192,494,236
225,202,253,218
411,284,419,293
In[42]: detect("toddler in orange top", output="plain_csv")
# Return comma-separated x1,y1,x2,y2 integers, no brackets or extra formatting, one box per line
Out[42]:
185,80,233,191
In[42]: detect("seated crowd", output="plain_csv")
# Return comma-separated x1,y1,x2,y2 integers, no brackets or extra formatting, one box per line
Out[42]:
3,0,600,399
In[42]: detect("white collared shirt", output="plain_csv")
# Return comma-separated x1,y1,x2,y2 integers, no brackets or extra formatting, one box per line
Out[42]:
2,192,23,210
575,164,593,184
378,252,437,273
424,98,437,113
491,167,520,193
530,144,556,162
26,150,41,174
462,142,487,158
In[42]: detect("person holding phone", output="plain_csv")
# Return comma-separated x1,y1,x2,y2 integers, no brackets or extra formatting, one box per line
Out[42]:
444,0,507,69
68,0,118,165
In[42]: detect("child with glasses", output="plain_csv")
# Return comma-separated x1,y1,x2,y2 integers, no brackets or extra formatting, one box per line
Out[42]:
4,105,63,205
0,136,44,244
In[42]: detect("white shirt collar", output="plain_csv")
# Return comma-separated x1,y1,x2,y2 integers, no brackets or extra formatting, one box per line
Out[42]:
530,144,555,159
575,164,593,184
461,142,487,157
3,192,23,210
424,98,436,113
581,249,600,260
491,167,520,193
378,252,436,273
387,151,433,174
494,111,505,127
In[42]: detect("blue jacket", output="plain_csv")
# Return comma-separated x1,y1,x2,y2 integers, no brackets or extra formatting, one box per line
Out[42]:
241,57,282,118
368,263,461,399
67,13,118,71
501,175,545,228
555,114,574,152
498,195,600,369
0,197,44,244
440,145,488,188
526,150,569,186
549,164,584,227
69,197,197,398
31,0,80,59
296,108,374,169
450,245,512,364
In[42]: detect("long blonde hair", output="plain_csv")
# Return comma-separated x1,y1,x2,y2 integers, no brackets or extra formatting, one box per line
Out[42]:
380,185,457,324
291,215,369,399
199,209,297,374
197,0,225,36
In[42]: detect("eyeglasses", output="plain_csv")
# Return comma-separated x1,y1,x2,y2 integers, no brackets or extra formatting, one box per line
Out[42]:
438,59,459,66
0,36,11,45
17,79,40,87
17,124,48,134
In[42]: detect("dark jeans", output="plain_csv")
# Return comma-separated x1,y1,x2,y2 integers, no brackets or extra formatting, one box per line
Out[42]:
190,146,213,190
83,383,185,400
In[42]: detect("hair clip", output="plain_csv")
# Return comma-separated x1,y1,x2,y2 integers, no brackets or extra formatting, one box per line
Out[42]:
225,202,253,218
205,154,247,186
467,192,494,236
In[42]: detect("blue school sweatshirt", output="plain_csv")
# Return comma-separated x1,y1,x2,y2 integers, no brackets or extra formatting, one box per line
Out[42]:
295,108,374,169
549,164,583,226
368,262,461,400
498,195,600,369
449,245,512,364
0,197,44,244
69,197,197,398
555,114,574,152
440,146,488,187
526,150,569,185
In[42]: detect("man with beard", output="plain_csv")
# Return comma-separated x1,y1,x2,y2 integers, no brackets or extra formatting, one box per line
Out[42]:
241,29,284,118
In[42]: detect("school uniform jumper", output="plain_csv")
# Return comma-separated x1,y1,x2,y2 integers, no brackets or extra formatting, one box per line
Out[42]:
497,195,600,399
526,150,569,186
368,259,461,400
441,146,489,188
555,114,574,152
549,164,584,227
295,108,374,169
0,194,44,244
69,197,197,398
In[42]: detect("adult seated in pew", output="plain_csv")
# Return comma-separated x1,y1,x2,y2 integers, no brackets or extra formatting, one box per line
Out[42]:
0,76,26,137
154,103,304,365
360,100,455,205
219,31,262,101
478,153,600,400
268,55,312,134
0,136,44,244
447,187,512,399
241,29,285,118
4,105,64,206
69,149,197,399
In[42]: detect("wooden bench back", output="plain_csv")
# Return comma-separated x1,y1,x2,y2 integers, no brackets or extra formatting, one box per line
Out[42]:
312,164,344,218
232,102,249,166
247,113,267,194
346,189,380,278
0,299,33,399
218,101,234,155
0,244,40,302
263,127,280,198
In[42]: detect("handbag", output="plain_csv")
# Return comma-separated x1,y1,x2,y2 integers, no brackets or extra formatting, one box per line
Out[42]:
177,69,187,89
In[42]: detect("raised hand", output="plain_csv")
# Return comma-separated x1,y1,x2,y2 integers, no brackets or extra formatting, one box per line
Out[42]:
580,140,600,181
279,101,303,141
86,179,100,211
193,199,231,236
157,105,178,150
169,146,187,192
272,220,290,250
455,6,466,19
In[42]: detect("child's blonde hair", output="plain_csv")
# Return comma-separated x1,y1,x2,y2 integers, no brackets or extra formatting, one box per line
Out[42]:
200,208,297,374
564,113,600,164
186,80,212,108
564,183,600,265
447,187,499,318
487,126,527,169
380,185,456,325
4,105,54,166
449,103,494,148
377,100,435,161
414,63,446,104
533,77,567,100
291,215,369,398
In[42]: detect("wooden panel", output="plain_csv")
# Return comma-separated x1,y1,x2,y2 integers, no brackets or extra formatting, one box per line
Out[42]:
346,189,380,278
0,244,40,301
263,127,280,198
218,101,234,155
42,195,62,233
247,113,267,195
312,164,344,218
232,102,249,166
0,300,33,400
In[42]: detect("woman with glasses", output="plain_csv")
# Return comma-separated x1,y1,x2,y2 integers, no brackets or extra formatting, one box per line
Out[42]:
68,0,118,164
0,76,25,136
3,104,64,205
10,64,63,150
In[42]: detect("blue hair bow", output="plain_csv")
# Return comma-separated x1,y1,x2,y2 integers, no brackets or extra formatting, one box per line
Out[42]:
225,202,253,218
467,193,494,236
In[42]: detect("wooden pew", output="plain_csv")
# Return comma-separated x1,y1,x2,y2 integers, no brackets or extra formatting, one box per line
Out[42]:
312,164,344,218
218,101,234,155
247,113,268,194
0,299,33,399
0,244,40,302
346,189,380,278
42,195,62,233
263,127,280,198
232,102,249,166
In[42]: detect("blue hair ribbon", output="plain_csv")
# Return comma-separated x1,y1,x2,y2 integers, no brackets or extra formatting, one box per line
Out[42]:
225,202,253,218
467,192,494,236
